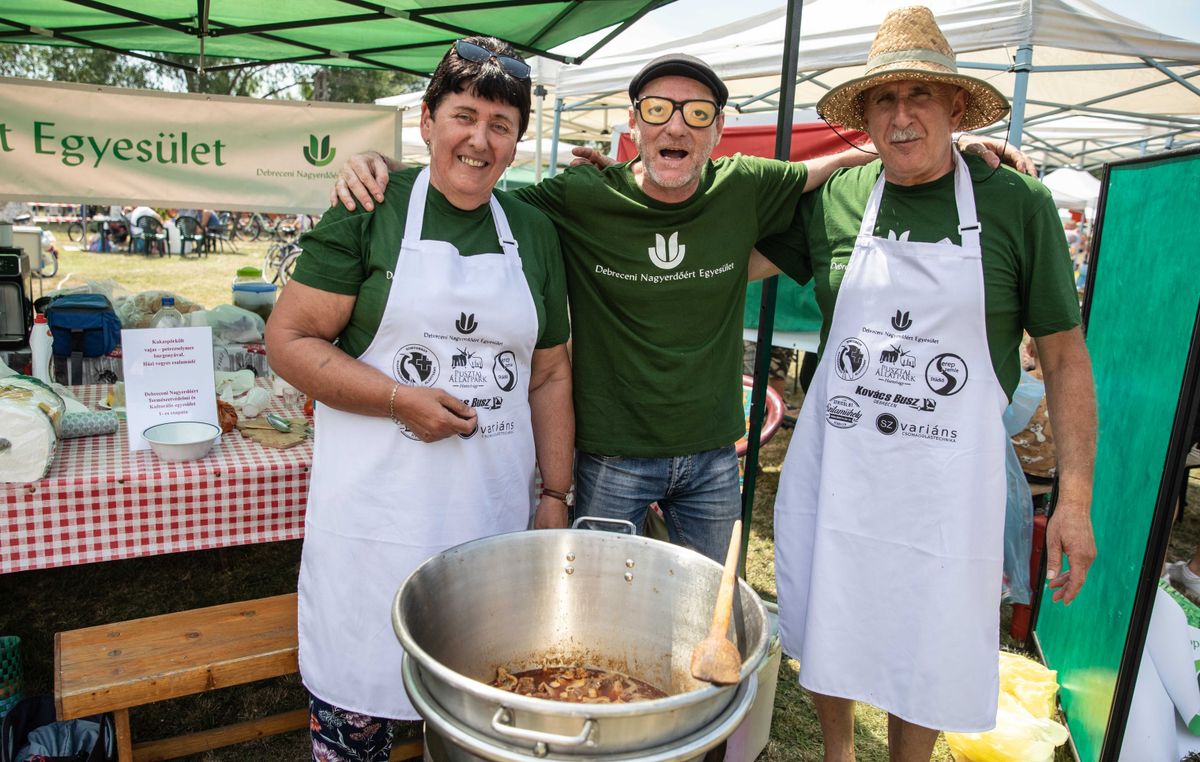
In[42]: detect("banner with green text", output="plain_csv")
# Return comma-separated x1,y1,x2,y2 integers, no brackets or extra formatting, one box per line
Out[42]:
0,77,400,214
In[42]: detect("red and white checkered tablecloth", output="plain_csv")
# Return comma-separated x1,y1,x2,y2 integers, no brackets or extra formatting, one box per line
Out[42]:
0,382,312,574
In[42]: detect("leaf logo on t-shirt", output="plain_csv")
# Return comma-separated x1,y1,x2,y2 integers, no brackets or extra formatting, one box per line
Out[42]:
648,232,685,270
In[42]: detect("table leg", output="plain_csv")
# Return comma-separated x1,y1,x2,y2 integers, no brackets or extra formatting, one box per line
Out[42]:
114,708,133,761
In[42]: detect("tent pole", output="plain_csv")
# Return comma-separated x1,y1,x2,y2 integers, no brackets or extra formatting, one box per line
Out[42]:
1007,44,1033,148
534,58,545,182
395,108,404,166
534,85,546,181
549,98,563,178
740,0,803,574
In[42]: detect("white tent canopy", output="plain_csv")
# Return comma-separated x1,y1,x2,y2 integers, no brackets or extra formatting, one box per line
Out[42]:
1043,166,1102,206
552,0,1200,169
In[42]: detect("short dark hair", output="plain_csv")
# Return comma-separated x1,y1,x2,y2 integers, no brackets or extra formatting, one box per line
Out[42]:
423,36,532,137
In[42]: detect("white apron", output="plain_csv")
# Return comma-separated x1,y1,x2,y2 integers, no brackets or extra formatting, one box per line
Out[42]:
774,153,1008,732
299,168,539,719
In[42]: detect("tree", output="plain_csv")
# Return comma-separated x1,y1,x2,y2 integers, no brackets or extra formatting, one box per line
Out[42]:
0,46,157,89
0,43,423,103
305,66,423,104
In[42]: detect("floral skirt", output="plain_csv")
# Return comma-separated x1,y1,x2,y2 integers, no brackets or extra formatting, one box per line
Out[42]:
309,693,421,762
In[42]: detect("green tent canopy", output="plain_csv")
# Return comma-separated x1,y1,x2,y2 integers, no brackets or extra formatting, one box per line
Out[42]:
0,0,674,76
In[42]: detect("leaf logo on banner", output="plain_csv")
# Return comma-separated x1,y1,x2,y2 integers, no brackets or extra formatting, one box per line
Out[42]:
303,134,337,167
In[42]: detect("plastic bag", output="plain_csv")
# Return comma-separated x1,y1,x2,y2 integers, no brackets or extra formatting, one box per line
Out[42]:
947,692,1069,762
1001,370,1044,605
998,651,1060,719
1002,370,1044,437
214,370,255,400
204,304,265,344
113,290,202,329
1002,441,1034,604
946,652,1068,762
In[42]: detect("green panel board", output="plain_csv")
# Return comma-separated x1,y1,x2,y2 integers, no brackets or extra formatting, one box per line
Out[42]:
744,278,822,333
1035,150,1200,762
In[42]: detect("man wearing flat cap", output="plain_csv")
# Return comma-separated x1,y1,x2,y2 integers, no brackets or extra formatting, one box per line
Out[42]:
331,52,879,563
755,6,1097,758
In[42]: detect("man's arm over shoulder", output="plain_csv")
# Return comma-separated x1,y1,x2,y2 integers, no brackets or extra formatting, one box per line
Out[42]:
799,147,876,192
331,151,402,211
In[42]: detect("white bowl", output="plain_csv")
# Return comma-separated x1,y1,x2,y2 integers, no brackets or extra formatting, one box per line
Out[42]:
142,421,222,462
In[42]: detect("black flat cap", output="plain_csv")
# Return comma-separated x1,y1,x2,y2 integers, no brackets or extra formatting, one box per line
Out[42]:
627,53,728,108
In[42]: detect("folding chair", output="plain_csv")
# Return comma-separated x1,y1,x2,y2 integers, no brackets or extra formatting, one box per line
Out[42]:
134,217,169,257
175,215,208,258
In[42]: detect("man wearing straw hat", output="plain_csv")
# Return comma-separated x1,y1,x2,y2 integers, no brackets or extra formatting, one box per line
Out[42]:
755,6,1096,758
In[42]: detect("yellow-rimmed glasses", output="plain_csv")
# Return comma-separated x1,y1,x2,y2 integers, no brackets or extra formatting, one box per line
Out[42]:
634,97,720,128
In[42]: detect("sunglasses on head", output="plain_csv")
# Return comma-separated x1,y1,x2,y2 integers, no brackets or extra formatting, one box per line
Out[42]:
634,96,720,128
454,40,531,80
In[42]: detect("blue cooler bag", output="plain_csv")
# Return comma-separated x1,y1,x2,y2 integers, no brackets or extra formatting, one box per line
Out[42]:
44,294,121,383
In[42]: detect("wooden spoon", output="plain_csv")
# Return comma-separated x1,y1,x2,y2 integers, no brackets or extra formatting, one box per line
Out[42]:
690,519,743,685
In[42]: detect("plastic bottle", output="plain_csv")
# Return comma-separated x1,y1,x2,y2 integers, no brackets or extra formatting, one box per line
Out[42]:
29,313,54,384
153,296,185,329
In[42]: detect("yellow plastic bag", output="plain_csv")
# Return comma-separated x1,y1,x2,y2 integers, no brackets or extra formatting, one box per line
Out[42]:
999,650,1060,719
946,653,1069,762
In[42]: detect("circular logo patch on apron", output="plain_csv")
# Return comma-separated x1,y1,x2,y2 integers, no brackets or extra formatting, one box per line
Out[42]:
834,338,869,381
876,413,899,435
394,344,440,386
925,353,969,396
493,350,518,392
826,396,862,429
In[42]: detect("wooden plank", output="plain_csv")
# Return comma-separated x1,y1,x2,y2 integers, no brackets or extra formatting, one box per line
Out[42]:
57,593,298,719
131,708,308,761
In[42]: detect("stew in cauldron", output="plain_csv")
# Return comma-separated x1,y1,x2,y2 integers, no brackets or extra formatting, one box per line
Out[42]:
490,665,668,704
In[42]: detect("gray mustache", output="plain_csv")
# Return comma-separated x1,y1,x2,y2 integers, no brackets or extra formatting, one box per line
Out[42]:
888,127,921,142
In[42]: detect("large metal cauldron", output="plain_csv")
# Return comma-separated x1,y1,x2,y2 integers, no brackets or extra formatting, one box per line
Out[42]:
392,528,768,759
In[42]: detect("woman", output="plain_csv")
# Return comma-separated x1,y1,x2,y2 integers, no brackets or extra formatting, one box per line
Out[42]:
265,36,573,761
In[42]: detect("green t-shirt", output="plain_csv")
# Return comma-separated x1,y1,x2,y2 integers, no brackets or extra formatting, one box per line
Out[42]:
292,168,569,358
756,155,1080,399
515,154,808,457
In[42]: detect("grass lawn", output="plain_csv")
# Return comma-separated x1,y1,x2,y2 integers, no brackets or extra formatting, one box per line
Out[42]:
42,224,283,310
4,244,1143,760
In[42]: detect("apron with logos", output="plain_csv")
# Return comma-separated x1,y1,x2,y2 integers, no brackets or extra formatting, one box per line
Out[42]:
774,153,1008,732
299,168,539,719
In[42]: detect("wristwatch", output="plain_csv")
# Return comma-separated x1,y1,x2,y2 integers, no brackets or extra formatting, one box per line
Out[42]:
539,487,574,507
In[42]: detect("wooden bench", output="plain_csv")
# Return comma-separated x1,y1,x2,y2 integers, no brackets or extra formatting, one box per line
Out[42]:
55,593,422,761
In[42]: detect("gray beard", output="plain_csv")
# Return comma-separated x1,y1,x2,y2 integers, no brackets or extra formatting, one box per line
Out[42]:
632,127,719,190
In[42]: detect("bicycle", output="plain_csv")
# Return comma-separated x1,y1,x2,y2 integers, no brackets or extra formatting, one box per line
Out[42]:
264,241,303,284
270,213,313,244
14,215,60,277
37,238,59,278
278,245,302,284
231,211,266,241
66,220,86,243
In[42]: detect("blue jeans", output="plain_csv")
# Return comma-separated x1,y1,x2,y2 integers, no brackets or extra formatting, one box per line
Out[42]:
574,445,741,563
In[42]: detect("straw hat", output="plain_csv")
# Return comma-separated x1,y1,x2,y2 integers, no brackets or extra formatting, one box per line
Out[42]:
816,6,1010,132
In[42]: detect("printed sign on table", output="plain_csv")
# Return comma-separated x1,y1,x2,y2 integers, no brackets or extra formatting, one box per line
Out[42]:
120,327,217,451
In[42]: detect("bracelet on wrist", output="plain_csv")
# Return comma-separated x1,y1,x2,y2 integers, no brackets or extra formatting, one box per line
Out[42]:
539,487,571,505
388,384,402,426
